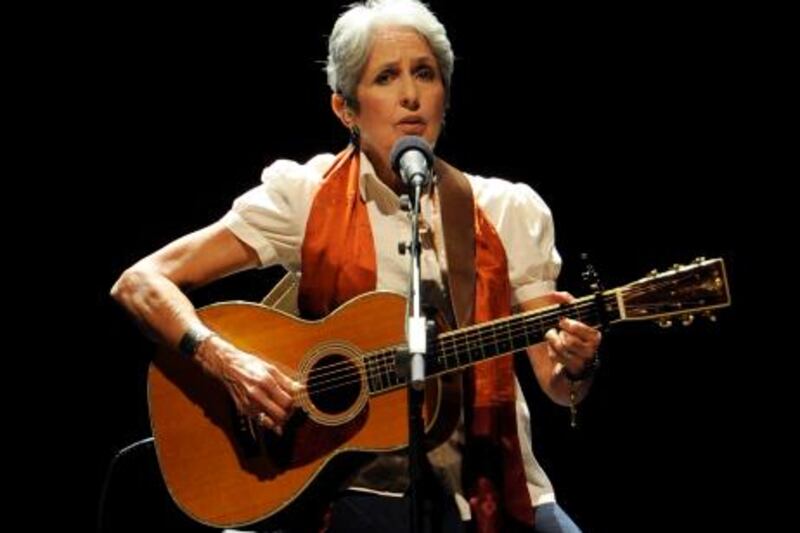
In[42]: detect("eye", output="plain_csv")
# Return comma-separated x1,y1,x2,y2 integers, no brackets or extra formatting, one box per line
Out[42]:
415,65,436,80
375,69,396,85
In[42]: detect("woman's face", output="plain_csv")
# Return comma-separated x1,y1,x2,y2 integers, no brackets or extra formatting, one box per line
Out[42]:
352,26,446,170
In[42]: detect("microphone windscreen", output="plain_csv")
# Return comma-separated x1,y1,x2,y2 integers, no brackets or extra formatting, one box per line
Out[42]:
390,136,433,173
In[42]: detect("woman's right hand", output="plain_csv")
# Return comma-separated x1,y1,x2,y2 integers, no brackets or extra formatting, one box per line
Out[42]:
194,335,303,435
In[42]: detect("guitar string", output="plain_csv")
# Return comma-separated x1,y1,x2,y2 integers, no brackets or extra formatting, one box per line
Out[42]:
292,311,606,399
287,270,721,385
299,300,605,383
290,289,718,398
290,294,685,396
291,303,609,398
287,275,723,398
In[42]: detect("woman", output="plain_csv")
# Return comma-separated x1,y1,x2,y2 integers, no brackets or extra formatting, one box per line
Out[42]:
111,1,601,531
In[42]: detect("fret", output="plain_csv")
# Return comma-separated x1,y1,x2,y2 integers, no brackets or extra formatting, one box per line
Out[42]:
438,338,452,370
471,331,485,361
387,353,399,386
433,341,449,375
494,320,512,354
379,353,392,389
369,353,379,392
509,318,529,351
375,353,387,391
451,336,461,367
460,333,472,363
480,332,488,360
535,315,547,341
373,353,384,390
383,354,397,387
364,355,375,392
537,315,546,344
433,339,443,370
521,316,532,349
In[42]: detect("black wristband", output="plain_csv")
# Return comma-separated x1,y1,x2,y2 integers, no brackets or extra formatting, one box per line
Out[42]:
563,353,600,382
178,326,215,358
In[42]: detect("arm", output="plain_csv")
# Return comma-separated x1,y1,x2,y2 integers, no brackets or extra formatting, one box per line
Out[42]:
520,291,601,407
110,220,299,434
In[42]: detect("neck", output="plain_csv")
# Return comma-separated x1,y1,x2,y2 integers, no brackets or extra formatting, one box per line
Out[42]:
363,147,404,196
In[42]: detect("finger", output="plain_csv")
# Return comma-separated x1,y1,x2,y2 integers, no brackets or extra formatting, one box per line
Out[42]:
544,328,561,349
252,390,290,425
256,412,275,429
270,366,304,396
558,329,594,359
545,328,570,363
227,382,251,416
557,291,575,303
257,369,297,414
231,395,248,416
263,376,295,412
546,291,574,305
559,318,602,347
256,412,283,435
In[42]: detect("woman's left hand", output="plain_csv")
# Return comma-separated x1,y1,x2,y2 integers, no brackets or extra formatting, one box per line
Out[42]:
543,292,602,379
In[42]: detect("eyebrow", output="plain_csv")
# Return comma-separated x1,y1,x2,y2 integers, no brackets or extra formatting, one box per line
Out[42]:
371,55,436,72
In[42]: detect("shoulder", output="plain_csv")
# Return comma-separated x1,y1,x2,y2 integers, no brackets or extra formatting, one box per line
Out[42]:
465,172,552,220
260,153,337,188
230,152,338,214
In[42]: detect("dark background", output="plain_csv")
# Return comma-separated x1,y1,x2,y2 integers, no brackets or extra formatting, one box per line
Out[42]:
51,2,771,531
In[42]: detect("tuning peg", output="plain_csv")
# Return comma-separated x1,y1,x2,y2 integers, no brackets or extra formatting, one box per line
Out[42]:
672,263,684,271
649,269,659,277
693,256,706,264
703,311,717,322
580,253,604,293
658,318,673,328
681,314,695,326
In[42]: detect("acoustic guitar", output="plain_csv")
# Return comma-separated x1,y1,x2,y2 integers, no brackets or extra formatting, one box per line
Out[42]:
148,257,730,529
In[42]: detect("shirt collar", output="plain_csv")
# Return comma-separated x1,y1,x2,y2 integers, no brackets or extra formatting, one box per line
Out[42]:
359,151,402,213
358,151,439,214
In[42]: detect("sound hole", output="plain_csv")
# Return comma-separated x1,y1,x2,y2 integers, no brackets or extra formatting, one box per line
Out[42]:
307,354,361,415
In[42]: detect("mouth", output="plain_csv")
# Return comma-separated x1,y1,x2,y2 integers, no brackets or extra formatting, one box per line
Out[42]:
396,117,427,134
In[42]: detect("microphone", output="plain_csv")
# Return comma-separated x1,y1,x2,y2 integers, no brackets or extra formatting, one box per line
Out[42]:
390,136,434,188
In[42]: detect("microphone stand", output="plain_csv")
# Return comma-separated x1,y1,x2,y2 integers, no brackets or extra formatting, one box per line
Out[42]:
398,174,430,533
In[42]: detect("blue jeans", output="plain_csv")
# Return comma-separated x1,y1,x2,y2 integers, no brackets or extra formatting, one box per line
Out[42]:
531,502,582,533
324,492,582,533
259,492,582,533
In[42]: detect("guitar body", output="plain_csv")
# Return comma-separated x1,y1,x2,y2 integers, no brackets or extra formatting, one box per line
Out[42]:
148,291,461,529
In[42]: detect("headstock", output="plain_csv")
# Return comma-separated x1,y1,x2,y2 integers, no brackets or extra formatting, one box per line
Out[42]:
618,257,730,326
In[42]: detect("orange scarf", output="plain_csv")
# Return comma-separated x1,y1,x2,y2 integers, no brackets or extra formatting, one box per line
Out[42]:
299,146,534,530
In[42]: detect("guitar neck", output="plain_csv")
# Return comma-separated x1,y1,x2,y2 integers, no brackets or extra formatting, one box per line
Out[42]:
363,257,731,393
433,291,622,373
363,290,623,394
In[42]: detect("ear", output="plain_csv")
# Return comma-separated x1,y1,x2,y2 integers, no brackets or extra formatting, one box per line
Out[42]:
331,93,354,128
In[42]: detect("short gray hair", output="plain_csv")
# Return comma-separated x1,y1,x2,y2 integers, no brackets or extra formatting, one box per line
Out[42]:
326,0,454,109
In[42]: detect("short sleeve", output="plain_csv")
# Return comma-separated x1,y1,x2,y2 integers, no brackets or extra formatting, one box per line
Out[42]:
221,153,335,269
468,176,562,304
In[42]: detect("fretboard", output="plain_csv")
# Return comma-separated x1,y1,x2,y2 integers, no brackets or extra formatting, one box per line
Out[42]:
363,291,621,394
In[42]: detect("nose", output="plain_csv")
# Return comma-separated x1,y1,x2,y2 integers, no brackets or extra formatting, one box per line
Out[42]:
399,74,420,111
